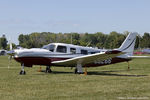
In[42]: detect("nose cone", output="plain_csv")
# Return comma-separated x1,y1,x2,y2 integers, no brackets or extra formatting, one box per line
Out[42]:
7,50,16,56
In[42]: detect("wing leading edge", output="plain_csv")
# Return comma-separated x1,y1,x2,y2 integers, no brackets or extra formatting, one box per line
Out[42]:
52,50,124,67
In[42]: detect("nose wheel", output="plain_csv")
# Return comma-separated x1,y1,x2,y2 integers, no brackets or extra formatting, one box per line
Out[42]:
20,63,26,75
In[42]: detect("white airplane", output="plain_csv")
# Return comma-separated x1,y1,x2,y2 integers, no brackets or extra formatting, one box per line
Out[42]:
142,49,150,54
0,49,7,56
7,32,139,75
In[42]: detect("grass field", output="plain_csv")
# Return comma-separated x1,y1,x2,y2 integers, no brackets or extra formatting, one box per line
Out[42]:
0,56,150,100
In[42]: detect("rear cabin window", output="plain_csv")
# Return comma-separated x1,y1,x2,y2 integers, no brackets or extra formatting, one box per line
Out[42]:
70,48,76,54
81,50,88,55
56,45,67,53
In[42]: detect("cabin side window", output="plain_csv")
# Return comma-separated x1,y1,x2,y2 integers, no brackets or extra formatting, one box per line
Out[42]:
70,48,76,54
56,45,67,53
91,52,96,54
81,50,88,54
90,51,99,54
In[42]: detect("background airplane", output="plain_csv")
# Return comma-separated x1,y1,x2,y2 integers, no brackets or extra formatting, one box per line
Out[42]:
7,32,146,75
142,49,150,54
0,50,7,56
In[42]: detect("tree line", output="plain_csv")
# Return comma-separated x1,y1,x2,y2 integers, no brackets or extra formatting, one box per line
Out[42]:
0,36,7,50
0,31,150,50
18,31,150,49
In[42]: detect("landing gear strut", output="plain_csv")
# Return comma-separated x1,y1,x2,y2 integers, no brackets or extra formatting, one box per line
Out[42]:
74,68,77,74
46,66,52,73
74,64,84,74
74,67,87,75
20,63,26,75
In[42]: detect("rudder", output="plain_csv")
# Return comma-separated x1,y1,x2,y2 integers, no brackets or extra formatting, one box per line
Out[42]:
118,32,138,56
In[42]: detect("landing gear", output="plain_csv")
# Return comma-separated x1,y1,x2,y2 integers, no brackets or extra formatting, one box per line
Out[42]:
74,68,77,74
74,64,84,74
20,70,26,75
20,63,26,75
45,66,52,73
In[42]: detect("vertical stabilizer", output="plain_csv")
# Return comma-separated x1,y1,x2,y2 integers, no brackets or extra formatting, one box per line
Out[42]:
118,32,138,56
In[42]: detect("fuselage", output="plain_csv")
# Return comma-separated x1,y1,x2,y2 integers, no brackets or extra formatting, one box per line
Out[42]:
14,43,131,67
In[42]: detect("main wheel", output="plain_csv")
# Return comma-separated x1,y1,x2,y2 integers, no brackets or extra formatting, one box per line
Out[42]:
47,69,52,73
20,70,26,75
45,67,52,73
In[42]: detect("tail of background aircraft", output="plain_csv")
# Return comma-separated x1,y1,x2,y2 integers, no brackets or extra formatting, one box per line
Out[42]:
117,32,138,56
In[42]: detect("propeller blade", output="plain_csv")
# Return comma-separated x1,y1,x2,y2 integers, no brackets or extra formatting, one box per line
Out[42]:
8,56,12,69
7,38,14,69
9,39,12,50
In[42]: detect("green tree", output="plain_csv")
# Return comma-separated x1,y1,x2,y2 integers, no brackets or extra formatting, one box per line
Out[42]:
95,32,107,48
18,31,150,50
140,32,150,48
0,37,8,49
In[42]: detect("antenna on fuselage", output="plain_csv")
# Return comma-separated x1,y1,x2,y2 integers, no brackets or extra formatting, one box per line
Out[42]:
71,33,72,44
86,41,91,47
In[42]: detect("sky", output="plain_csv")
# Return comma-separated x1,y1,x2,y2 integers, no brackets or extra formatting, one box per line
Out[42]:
0,0,150,44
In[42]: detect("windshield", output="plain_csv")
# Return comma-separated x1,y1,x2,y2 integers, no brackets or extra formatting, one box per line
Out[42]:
42,44,55,52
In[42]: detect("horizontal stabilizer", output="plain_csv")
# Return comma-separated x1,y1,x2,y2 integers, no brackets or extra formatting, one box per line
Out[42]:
129,56,150,59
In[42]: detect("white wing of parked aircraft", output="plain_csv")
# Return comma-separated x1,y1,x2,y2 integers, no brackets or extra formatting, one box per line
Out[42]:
52,50,124,67
129,56,150,59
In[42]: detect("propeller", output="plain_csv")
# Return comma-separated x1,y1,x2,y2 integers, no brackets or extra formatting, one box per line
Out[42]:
7,39,15,69
10,40,12,51
8,55,11,69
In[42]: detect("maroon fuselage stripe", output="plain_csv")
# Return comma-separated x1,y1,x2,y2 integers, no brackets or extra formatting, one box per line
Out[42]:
14,57,131,67
85,57,131,67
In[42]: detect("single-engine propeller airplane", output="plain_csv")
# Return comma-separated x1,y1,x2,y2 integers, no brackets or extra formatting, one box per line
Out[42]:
7,32,143,75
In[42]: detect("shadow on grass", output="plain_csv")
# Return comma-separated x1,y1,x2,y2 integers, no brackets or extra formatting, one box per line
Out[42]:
36,70,147,77
88,70,147,77
33,70,73,75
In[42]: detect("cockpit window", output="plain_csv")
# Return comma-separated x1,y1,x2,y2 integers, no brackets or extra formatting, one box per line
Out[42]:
42,45,48,49
42,44,55,52
56,45,67,53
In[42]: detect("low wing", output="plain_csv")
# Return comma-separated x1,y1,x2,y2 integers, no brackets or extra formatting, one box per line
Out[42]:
52,50,124,67
129,56,150,59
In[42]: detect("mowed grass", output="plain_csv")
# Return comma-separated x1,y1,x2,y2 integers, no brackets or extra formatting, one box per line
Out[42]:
0,56,150,100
